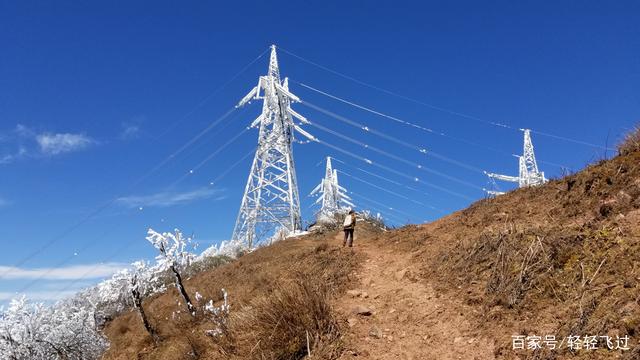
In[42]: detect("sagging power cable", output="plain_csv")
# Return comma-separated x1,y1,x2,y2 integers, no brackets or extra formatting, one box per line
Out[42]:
306,116,484,194
337,169,445,214
312,135,475,201
301,99,485,175
1,106,240,279
278,46,615,152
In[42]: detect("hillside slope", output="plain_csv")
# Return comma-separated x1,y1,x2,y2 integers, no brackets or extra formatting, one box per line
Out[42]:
103,132,640,359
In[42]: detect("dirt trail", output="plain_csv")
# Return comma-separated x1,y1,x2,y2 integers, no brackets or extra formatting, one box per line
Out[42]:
334,232,496,360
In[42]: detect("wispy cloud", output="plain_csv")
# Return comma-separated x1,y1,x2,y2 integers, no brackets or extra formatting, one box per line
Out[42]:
36,133,95,156
0,147,26,164
119,123,141,140
0,262,127,280
0,290,80,302
116,187,225,208
0,124,96,163
0,197,10,207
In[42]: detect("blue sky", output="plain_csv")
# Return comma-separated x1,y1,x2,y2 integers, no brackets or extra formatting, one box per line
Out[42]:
1,1,639,304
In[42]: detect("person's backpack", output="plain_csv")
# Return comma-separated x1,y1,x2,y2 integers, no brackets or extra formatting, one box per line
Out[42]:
343,214,353,227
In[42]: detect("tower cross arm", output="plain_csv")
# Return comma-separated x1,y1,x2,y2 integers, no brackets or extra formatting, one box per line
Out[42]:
484,171,520,182
237,78,265,108
237,85,259,108
287,108,310,124
341,199,355,208
309,182,323,196
275,82,301,103
293,124,318,142
249,114,264,129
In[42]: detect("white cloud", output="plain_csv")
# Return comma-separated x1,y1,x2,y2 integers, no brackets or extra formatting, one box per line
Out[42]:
0,290,81,302
0,125,96,163
0,146,27,164
116,187,225,208
0,262,127,280
0,154,12,164
119,123,140,140
36,133,95,156
15,124,34,138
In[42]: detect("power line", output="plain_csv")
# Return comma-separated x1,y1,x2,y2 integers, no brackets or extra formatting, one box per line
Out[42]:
167,126,250,189
304,113,484,195
330,157,450,215
315,157,438,222
298,81,574,171
208,149,255,185
338,170,426,206
349,190,416,221
18,142,256,295
355,201,408,226
168,106,248,166
295,81,545,163
154,47,270,139
1,105,239,279
330,157,428,196
337,169,445,215
50,238,138,300
311,135,475,201
301,99,486,174
529,129,614,151
277,46,515,128
278,46,615,151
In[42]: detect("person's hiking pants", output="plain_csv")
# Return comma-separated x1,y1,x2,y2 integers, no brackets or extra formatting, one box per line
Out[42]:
343,228,354,247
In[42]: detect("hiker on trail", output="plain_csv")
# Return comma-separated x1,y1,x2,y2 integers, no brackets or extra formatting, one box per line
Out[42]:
343,210,356,247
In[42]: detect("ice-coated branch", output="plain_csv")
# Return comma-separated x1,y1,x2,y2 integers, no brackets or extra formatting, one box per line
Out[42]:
146,228,197,316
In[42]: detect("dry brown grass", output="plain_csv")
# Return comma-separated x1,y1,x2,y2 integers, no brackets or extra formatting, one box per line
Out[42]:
618,125,640,156
213,273,342,359
361,147,640,359
101,223,379,360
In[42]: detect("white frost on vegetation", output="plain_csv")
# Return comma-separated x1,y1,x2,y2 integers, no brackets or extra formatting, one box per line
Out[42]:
0,227,234,360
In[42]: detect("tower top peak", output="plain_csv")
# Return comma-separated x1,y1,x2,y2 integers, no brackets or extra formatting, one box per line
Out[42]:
268,45,280,80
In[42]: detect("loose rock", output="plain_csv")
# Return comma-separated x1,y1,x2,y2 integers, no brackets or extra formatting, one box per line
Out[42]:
369,326,382,338
353,305,373,316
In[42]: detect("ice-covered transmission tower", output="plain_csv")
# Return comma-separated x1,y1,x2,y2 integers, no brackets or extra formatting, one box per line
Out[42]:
310,157,354,218
231,45,317,248
484,129,547,196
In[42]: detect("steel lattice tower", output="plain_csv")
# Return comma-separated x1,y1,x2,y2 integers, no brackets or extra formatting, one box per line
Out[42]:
484,129,547,196
231,45,316,248
310,157,354,218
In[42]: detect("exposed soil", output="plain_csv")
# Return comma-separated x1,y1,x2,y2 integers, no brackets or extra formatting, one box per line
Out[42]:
333,232,494,360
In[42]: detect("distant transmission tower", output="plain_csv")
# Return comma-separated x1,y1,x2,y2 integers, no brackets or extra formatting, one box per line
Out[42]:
484,129,547,195
231,45,317,248
310,157,354,218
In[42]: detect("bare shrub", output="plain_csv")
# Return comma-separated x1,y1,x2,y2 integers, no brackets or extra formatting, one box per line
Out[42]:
311,210,387,234
213,274,342,359
618,125,640,155
185,255,233,278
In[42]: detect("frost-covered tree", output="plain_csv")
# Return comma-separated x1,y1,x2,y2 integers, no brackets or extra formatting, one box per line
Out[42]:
146,228,197,316
0,226,230,359
101,261,159,342
129,261,160,341
0,296,107,360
